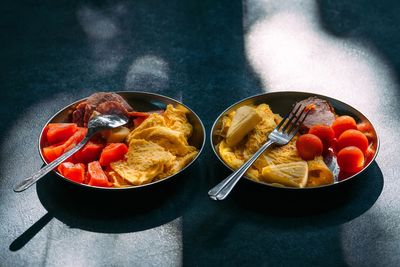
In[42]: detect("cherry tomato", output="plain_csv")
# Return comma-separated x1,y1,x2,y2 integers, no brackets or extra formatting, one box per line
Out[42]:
332,115,357,138
338,129,369,152
357,122,375,143
296,134,323,160
337,146,364,173
364,147,376,165
308,125,335,150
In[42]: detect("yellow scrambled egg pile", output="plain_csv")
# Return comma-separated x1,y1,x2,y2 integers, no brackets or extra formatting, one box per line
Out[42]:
108,105,198,186
217,104,333,187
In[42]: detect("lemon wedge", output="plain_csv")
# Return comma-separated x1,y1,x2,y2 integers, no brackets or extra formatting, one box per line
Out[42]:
260,161,308,188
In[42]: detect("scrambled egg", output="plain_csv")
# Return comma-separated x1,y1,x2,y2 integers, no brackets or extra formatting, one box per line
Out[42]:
109,105,198,186
217,104,333,187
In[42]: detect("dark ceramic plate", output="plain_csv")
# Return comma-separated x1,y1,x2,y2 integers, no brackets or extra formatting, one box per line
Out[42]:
210,91,379,190
39,91,206,190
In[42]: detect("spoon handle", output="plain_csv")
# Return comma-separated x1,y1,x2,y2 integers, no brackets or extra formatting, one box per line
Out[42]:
13,136,91,192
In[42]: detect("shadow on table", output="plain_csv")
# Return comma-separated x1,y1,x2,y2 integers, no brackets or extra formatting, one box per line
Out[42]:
38,160,203,233
9,159,204,252
182,156,383,265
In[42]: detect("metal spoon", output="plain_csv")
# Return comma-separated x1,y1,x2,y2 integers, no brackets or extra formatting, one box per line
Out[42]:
14,114,129,192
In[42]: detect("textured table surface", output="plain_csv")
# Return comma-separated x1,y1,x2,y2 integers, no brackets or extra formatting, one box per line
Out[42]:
1,0,400,266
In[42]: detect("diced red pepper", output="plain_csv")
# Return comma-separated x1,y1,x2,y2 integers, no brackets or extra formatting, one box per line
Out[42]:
42,127,87,163
46,123,78,145
42,142,67,162
73,141,105,164
57,162,86,183
62,127,88,152
99,143,129,166
87,161,112,187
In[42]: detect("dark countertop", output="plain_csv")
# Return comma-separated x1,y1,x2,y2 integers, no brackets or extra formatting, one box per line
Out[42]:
1,0,400,266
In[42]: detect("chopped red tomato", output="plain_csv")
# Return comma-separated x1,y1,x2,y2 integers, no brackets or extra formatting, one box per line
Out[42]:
46,123,78,145
42,127,87,162
62,127,88,152
99,143,128,166
73,141,105,163
87,161,112,187
57,162,86,183
42,142,66,162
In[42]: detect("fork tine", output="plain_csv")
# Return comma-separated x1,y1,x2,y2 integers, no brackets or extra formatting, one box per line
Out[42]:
286,105,307,134
288,109,311,137
280,104,302,132
276,105,295,130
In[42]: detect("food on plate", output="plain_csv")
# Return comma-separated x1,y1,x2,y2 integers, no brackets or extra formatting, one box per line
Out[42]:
41,92,198,188
331,115,357,138
215,96,376,188
99,143,128,166
110,105,198,185
260,161,308,188
296,134,323,161
87,161,113,187
337,129,369,153
337,146,364,173
296,97,336,132
225,105,262,147
216,101,332,188
72,92,133,127
308,125,335,150
58,162,86,183
306,156,333,187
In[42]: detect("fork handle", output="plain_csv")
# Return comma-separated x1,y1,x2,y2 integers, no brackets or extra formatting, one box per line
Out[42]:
208,139,274,200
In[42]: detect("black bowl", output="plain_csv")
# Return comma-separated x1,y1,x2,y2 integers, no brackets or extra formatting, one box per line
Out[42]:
210,91,379,190
39,91,206,191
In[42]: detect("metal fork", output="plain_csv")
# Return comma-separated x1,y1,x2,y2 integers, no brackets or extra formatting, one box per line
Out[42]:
208,104,310,201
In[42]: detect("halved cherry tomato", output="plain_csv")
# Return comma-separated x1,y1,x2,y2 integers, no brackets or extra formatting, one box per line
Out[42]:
332,115,357,138
296,134,323,160
87,161,112,187
57,162,86,183
308,125,335,151
338,129,369,152
337,146,364,173
73,141,105,163
46,123,78,145
99,143,128,166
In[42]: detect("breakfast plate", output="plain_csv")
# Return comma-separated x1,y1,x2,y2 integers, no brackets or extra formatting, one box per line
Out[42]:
38,91,206,191
210,91,379,190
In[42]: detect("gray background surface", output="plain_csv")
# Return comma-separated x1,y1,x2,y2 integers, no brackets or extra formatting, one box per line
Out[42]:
1,0,399,266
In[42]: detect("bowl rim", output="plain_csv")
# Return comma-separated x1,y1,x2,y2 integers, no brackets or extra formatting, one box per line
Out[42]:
209,90,380,190
38,90,206,191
